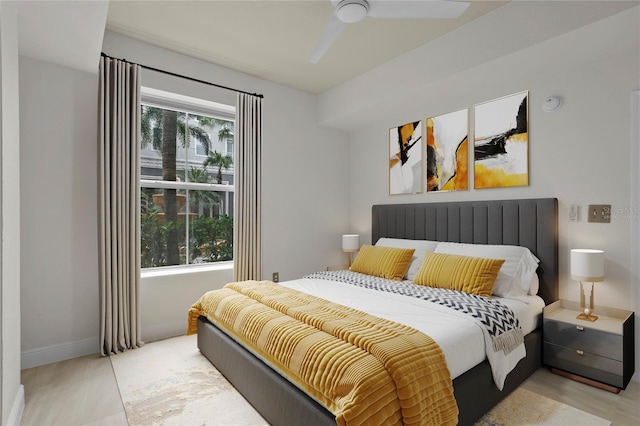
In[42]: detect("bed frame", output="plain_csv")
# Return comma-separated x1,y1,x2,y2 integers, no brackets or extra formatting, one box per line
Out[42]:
197,198,558,425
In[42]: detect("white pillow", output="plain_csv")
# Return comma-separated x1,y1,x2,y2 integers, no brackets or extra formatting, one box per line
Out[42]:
375,238,439,281
528,273,540,296
434,242,540,300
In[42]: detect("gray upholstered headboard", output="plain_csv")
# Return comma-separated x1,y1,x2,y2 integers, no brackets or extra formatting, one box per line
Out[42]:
372,198,558,305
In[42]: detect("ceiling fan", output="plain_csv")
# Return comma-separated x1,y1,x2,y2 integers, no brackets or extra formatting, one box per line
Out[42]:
308,0,471,63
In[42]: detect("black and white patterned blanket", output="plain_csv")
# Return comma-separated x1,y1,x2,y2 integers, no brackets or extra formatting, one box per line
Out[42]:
303,270,523,354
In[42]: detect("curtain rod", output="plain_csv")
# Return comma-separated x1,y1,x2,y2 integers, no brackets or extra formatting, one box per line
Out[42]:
101,52,264,99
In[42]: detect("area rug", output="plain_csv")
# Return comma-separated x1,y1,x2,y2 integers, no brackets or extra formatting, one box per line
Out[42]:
112,334,611,426
110,334,267,425
475,387,611,426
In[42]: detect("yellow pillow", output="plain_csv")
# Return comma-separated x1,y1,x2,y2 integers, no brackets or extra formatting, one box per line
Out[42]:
413,252,505,297
350,245,415,281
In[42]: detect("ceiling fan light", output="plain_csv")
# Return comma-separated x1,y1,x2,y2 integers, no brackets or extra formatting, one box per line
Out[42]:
337,0,369,24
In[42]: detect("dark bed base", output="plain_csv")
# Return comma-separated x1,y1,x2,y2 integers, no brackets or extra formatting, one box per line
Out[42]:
198,316,542,426
197,198,557,425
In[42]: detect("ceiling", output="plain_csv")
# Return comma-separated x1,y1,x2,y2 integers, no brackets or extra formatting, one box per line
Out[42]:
17,0,109,73
16,1,638,97
105,0,507,95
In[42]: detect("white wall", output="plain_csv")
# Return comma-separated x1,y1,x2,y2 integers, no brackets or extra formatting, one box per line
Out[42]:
101,31,351,282
102,31,351,343
632,90,640,386
1,1,24,423
19,56,100,368
332,8,640,380
19,31,350,366
140,265,233,342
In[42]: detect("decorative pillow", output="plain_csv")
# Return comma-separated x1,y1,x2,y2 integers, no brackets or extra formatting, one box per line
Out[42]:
434,242,539,300
413,252,505,297
350,244,415,281
528,273,540,296
375,238,439,281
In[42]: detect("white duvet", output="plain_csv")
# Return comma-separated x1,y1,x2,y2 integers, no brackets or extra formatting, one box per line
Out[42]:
281,275,545,390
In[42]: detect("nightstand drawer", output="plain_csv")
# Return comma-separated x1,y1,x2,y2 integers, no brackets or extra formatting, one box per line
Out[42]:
543,342,625,388
543,319,622,360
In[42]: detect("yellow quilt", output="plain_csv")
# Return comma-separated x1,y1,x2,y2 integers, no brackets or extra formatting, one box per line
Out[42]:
188,280,458,426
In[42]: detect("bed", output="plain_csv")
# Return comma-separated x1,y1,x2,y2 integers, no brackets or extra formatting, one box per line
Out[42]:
192,198,558,425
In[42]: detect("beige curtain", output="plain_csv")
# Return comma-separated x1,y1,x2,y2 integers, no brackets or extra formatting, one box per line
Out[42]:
98,56,143,355
234,93,263,281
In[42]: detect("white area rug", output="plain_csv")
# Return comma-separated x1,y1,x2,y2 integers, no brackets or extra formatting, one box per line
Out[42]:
475,387,611,426
112,334,611,426
110,334,267,425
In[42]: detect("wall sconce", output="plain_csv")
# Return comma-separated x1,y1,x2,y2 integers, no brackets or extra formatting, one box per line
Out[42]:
342,234,360,267
571,248,604,321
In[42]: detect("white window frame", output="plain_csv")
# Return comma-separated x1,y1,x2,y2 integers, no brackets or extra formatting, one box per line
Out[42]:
140,87,235,271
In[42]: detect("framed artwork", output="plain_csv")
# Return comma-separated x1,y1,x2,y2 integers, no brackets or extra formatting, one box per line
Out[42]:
426,108,468,192
474,91,529,189
389,120,422,195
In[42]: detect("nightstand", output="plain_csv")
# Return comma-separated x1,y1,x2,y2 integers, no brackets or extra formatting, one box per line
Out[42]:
543,300,635,393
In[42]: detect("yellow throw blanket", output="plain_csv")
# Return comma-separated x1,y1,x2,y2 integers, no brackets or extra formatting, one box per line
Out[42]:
188,280,458,426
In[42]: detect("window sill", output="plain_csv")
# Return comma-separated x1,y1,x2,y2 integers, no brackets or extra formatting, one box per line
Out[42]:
141,261,233,279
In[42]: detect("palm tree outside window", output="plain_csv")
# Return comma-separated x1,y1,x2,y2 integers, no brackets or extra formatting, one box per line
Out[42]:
139,92,235,268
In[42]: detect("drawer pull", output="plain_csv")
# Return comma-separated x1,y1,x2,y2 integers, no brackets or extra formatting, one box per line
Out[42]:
576,325,584,331
576,349,584,356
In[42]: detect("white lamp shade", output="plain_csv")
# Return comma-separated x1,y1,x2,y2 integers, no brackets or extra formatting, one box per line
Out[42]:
570,249,604,282
342,234,360,252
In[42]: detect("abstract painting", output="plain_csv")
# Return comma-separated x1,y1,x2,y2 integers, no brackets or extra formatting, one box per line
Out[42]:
426,108,468,192
389,120,422,195
474,91,529,189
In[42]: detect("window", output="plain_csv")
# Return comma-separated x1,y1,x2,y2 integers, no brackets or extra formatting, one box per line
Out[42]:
140,88,235,269
196,141,207,157
225,137,234,161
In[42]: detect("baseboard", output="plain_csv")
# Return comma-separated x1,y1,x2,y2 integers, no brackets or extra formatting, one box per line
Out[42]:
21,337,99,369
7,384,24,426
21,327,186,369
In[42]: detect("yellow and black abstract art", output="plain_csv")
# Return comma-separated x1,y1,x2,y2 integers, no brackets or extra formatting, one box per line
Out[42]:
474,91,529,189
426,109,469,192
389,121,422,195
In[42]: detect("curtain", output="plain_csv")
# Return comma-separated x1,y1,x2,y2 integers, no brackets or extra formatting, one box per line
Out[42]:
98,56,143,355
234,93,263,281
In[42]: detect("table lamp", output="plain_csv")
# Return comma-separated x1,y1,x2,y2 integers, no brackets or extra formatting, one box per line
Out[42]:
570,248,604,322
342,234,360,267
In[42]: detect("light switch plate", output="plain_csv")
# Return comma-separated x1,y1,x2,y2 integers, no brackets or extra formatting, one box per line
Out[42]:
588,205,611,223
569,204,579,222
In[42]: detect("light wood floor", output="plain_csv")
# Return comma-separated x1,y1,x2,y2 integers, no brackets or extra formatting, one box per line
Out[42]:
20,346,639,425
21,353,127,425
520,368,639,426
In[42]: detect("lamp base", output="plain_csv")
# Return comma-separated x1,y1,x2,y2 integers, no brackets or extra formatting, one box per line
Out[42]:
578,282,599,322
576,313,598,322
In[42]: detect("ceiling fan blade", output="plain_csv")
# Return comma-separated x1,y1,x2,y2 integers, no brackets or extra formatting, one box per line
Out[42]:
308,14,348,63
368,0,470,19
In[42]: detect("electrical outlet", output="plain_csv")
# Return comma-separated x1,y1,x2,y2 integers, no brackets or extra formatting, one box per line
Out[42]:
588,204,611,223
272,272,279,282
